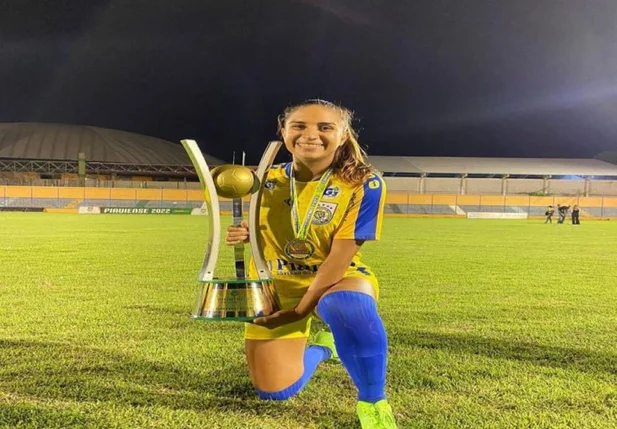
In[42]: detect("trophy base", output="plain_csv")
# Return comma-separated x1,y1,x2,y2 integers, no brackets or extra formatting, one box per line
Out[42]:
191,279,281,322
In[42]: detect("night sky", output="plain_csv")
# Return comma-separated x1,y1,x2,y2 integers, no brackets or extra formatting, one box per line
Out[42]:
2,0,617,163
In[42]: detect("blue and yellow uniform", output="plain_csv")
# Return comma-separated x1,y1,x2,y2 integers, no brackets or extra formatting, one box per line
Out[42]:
245,162,386,340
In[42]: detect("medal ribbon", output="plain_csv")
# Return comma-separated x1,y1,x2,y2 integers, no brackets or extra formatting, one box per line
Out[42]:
290,166,332,241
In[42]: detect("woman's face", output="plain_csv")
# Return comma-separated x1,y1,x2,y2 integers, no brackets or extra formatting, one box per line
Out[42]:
281,104,347,166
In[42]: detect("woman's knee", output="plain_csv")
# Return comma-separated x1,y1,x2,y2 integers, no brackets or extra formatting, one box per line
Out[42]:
248,352,305,401
245,338,306,394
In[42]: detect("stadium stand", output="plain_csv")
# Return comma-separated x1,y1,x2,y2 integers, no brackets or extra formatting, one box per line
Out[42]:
370,156,617,196
0,122,223,186
2,122,617,217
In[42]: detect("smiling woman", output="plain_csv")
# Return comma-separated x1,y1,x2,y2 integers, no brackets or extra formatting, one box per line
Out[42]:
277,99,375,184
279,104,343,178
224,99,397,428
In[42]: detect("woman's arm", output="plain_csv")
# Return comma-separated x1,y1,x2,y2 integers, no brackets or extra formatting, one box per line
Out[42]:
294,238,364,314
252,238,364,329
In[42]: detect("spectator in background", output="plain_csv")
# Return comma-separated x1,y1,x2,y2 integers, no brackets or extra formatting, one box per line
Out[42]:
572,205,581,225
557,204,570,224
544,205,554,223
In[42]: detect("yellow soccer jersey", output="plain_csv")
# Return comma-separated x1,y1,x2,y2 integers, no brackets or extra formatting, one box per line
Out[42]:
253,162,386,285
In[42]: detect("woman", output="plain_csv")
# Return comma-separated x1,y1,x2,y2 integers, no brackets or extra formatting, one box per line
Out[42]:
572,205,580,225
225,99,397,429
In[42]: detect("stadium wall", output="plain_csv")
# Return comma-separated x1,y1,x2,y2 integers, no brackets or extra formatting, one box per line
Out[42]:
424,178,460,194
3,177,617,196
506,179,545,194
2,186,617,218
465,179,503,194
589,181,617,195
384,178,617,196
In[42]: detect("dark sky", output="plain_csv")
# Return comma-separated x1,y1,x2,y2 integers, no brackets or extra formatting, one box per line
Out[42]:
1,0,617,163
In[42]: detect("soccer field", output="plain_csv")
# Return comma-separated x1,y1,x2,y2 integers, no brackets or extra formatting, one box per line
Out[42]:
1,213,616,428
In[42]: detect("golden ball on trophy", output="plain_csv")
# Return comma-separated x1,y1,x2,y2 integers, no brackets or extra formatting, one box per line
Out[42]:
210,165,258,199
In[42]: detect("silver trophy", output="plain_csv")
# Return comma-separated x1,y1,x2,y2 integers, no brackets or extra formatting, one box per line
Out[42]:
181,139,282,321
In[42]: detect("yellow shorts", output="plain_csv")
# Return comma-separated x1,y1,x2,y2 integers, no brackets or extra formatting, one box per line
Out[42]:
244,266,379,341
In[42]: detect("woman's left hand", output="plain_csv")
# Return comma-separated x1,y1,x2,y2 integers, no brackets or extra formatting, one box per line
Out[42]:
252,308,308,329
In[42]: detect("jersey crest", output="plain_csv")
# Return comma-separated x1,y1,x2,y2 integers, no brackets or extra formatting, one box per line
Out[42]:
312,202,337,225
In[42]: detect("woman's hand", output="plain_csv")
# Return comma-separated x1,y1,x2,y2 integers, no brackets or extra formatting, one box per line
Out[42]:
252,307,308,329
225,220,249,245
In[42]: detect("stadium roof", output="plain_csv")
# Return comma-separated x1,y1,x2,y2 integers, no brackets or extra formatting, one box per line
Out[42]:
367,156,617,177
596,151,617,166
0,123,223,165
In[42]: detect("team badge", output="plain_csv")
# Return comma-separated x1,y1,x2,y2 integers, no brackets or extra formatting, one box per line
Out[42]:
284,239,315,260
368,180,380,189
312,202,337,225
323,186,340,199
264,180,275,190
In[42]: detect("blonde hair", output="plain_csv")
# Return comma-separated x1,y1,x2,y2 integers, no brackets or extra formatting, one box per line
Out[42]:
277,99,376,185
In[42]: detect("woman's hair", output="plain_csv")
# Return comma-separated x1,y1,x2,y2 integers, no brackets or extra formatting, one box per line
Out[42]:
277,99,376,185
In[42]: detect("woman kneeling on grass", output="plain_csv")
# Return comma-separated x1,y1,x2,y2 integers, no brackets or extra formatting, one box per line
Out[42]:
225,99,397,429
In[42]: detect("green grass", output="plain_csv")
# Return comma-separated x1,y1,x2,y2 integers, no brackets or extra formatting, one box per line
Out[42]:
1,213,617,428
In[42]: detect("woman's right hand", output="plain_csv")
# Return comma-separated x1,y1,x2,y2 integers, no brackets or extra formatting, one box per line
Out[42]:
225,220,250,246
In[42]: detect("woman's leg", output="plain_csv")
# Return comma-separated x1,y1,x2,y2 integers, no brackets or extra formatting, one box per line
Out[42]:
317,278,397,427
245,336,332,400
317,279,386,402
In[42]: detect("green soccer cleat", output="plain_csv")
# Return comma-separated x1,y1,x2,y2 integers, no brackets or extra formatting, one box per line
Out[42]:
312,330,340,362
357,400,398,429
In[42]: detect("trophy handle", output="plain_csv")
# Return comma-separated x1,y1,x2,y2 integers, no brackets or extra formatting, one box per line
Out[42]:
181,139,220,281
249,141,283,280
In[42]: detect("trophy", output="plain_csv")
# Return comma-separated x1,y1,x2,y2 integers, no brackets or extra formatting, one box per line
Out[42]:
181,139,282,321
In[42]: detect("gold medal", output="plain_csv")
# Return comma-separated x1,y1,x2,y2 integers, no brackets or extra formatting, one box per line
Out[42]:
285,165,332,261
284,238,315,260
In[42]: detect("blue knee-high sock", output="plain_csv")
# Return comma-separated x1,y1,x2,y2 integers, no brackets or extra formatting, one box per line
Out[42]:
256,345,331,400
317,291,388,403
